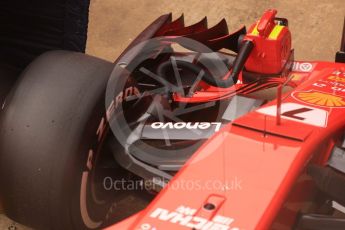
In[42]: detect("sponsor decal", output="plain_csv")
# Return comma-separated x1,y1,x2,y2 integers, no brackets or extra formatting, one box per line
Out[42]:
328,75,345,83
257,103,328,127
304,70,345,98
151,122,222,132
292,62,315,73
148,206,239,230
293,90,345,108
332,70,345,78
106,86,140,119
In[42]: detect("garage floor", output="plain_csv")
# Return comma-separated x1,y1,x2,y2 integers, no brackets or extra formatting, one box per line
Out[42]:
1,0,344,229
87,0,345,62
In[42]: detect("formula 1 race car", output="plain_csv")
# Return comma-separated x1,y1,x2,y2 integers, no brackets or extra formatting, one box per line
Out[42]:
1,9,345,230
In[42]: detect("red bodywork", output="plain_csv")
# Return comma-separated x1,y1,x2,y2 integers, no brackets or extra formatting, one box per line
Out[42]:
106,10,345,230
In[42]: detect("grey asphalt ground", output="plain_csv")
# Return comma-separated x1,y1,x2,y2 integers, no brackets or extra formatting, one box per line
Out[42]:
1,0,345,229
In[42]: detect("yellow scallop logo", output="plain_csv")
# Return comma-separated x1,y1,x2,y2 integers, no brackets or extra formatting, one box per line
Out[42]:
295,91,345,107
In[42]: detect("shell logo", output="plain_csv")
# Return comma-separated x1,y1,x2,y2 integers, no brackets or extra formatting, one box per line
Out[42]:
294,91,345,107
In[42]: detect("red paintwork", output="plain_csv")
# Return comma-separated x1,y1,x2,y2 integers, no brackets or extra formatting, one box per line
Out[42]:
106,10,345,230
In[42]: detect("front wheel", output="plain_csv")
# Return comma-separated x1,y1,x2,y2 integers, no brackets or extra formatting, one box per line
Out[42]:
0,51,123,230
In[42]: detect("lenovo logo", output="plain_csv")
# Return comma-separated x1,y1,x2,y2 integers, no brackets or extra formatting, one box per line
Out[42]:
150,122,222,132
